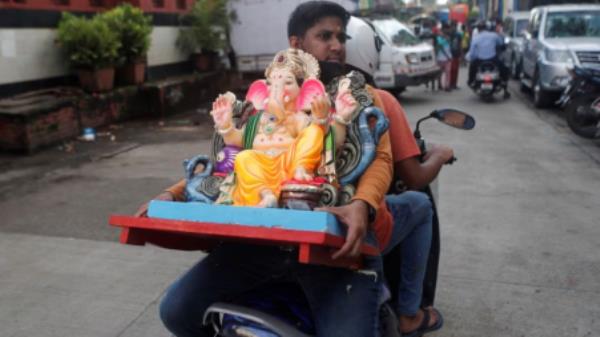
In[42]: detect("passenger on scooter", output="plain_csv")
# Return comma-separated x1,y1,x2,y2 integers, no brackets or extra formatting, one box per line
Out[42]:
332,14,451,336
466,20,509,89
288,2,453,335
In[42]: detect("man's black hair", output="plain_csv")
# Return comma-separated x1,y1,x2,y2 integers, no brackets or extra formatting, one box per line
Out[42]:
287,1,350,38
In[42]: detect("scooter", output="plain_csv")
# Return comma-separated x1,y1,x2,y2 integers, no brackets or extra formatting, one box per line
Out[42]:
558,65,600,139
202,108,476,337
471,61,510,101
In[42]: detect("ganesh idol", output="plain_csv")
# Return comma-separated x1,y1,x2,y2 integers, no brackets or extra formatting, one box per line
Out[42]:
209,49,357,208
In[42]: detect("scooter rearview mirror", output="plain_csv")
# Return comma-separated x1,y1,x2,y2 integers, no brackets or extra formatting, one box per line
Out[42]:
431,109,476,130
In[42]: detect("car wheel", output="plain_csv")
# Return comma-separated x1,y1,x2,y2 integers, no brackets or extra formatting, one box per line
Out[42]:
533,71,553,108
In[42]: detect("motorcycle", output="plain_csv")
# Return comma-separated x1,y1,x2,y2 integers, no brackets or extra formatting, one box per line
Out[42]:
558,65,600,139
471,61,510,101
202,108,476,337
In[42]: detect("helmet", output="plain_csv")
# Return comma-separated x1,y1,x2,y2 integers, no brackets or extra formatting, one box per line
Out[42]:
475,20,486,31
345,16,382,76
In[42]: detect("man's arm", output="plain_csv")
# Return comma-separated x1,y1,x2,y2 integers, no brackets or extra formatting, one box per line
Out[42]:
376,88,454,190
316,131,393,259
466,39,474,61
394,144,453,191
134,178,188,217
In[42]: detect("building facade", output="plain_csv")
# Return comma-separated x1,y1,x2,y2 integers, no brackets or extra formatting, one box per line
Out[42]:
0,0,194,97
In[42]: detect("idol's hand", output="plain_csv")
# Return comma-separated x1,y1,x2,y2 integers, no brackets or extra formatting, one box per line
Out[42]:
310,93,331,120
335,90,357,122
210,94,234,130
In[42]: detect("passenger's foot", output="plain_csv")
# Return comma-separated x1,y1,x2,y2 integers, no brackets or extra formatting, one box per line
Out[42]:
504,91,511,99
399,307,443,337
258,190,278,208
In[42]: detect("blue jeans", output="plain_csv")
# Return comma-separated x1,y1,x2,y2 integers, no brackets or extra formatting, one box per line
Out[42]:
160,242,383,337
382,192,433,316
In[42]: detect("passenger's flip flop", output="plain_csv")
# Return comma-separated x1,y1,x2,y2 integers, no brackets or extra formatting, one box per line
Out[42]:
402,307,444,337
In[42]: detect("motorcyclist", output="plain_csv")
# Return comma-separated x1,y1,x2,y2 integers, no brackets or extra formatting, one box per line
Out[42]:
342,16,449,336
156,3,389,337
466,20,509,91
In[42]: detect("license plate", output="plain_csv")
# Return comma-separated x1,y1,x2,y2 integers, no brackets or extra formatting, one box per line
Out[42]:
481,83,493,90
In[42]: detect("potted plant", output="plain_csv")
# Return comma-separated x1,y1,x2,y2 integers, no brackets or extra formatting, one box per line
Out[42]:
56,13,121,92
176,0,229,72
102,4,153,85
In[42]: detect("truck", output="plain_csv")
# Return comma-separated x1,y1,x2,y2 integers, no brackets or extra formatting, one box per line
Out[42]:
370,17,440,94
228,1,440,95
228,0,357,76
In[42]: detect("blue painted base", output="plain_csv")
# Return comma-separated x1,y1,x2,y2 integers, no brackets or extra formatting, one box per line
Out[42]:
147,201,344,237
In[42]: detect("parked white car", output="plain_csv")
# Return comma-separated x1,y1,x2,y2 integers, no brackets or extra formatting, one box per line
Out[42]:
370,17,440,94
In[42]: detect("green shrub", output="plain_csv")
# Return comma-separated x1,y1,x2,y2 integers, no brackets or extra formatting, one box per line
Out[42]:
56,13,121,69
176,0,230,54
101,4,153,63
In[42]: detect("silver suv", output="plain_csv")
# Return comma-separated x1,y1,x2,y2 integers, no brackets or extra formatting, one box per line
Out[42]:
521,4,600,107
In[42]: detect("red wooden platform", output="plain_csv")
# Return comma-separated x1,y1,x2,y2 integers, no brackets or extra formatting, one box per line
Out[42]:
109,215,379,269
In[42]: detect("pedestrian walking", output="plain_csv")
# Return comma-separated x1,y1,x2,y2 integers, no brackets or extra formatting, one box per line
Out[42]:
425,21,440,91
449,21,463,89
461,23,471,66
435,23,452,91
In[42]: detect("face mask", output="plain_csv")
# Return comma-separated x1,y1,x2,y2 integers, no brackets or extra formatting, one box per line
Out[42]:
318,61,346,85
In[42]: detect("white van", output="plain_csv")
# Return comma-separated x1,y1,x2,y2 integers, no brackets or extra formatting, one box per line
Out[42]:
229,0,357,75
370,17,441,93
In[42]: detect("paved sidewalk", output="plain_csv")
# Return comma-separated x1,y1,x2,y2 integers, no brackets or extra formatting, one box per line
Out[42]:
1,80,599,337
0,233,200,337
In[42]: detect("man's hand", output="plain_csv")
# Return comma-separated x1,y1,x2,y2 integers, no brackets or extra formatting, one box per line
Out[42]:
315,199,370,259
134,191,175,217
423,143,454,164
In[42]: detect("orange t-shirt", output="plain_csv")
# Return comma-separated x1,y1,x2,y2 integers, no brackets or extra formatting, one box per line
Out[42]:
367,89,420,250
377,89,421,161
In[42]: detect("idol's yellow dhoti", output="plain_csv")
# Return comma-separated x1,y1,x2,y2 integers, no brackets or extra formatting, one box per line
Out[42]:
232,124,324,206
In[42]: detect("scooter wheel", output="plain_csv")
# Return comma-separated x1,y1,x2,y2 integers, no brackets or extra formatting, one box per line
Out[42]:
566,95,600,139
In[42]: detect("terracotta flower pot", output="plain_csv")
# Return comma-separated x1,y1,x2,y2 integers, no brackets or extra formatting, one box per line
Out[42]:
77,67,115,93
117,61,146,85
192,52,216,72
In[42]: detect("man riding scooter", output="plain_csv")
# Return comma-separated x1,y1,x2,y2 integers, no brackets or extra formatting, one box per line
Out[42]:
466,20,510,96
155,4,390,337
139,2,453,336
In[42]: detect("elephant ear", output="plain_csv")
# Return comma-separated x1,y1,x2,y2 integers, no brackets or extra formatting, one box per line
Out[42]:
245,80,269,110
296,79,326,111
